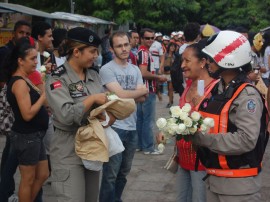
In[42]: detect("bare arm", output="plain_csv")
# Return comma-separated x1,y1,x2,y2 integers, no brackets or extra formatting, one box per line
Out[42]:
159,54,165,74
105,81,148,99
139,64,167,82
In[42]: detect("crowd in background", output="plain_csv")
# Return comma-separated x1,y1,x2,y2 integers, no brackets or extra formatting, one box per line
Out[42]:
0,19,269,202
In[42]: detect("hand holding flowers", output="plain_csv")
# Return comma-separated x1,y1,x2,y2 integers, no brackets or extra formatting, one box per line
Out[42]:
156,103,214,152
40,51,55,82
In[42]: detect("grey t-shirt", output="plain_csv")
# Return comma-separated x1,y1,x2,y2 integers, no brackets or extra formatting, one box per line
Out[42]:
99,60,143,130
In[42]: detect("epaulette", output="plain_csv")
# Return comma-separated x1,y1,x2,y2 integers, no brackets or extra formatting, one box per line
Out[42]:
51,65,66,77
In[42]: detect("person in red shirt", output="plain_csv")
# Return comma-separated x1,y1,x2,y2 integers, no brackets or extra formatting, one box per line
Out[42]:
137,28,167,154
177,42,216,201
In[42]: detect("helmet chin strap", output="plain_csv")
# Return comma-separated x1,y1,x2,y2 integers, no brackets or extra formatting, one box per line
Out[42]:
208,68,225,79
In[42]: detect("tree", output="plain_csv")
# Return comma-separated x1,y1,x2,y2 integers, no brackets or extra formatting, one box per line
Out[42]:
4,0,270,32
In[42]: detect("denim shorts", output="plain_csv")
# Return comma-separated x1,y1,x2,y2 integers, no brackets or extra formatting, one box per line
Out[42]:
9,130,47,165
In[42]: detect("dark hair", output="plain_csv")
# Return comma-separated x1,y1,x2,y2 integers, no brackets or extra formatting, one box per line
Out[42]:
58,39,88,60
52,28,67,48
13,20,31,32
184,22,200,42
261,32,270,57
248,31,256,47
3,37,35,82
185,42,208,61
128,30,138,36
139,28,154,38
167,42,176,53
31,21,51,40
109,31,130,48
235,26,248,34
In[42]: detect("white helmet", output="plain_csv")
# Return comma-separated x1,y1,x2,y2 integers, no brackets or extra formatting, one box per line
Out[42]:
155,32,162,38
171,31,178,37
162,35,170,41
202,30,251,69
178,31,184,38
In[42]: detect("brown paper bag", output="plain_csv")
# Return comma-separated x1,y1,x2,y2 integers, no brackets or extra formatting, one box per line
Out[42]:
90,98,136,120
75,118,109,162
255,77,268,96
75,98,135,162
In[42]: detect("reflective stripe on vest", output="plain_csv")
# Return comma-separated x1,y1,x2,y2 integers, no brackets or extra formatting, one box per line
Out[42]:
199,83,259,177
206,167,259,178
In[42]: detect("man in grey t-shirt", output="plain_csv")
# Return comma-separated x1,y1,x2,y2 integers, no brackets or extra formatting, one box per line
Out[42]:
99,31,148,202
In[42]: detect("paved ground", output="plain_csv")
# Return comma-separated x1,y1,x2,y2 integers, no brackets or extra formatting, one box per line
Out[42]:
1,93,270,202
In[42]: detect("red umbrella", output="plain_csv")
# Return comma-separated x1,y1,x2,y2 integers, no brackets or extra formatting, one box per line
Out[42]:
200,24,220,37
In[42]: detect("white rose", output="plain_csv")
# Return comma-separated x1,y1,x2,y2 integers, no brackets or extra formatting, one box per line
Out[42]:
189,125,198,134
182,103,192,113
157,143,165,153
40,65,46,72
176,123,186,134
170,106,182,118
156,118,167,129
191,111,201,122
42,51,50,58
167,117,177,124
108,94,119,101
203,118,215,128
182,129,190,135
179,111,189,120
200,124,208,132
167,123,178,135
183,117,193,128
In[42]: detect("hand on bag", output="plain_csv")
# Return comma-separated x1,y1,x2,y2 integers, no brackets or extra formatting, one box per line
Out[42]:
94,93,109,105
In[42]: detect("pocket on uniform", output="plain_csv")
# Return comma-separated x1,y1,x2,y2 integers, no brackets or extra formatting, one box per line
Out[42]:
51,169,70,197
51,169,70,182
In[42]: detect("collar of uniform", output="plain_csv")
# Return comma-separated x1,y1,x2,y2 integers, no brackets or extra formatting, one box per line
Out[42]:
64,61,95,83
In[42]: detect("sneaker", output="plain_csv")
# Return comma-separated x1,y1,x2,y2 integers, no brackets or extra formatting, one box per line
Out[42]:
136,149,142,152
144,149,162,155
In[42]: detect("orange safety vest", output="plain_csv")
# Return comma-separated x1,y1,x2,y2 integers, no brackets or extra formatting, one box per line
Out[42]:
197,82,268,178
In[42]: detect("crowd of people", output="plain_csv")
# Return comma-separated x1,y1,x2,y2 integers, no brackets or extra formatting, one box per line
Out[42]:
0,19,269,202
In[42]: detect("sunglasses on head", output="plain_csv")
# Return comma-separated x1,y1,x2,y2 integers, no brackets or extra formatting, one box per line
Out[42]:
143,37,154,40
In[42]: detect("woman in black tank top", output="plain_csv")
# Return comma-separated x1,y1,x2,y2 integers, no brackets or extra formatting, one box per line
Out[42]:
4,37,49,202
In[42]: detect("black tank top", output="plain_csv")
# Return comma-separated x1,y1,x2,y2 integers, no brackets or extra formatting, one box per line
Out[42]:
7,76,49,134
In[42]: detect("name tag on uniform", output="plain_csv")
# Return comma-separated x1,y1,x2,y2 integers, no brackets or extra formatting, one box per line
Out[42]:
70,92,87,98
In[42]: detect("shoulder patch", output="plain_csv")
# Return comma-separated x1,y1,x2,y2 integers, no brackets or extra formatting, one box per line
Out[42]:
246,99,256,114
51,65,66,77
50,81,62,90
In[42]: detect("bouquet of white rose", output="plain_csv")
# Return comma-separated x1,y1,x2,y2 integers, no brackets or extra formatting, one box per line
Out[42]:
156,103,214,152
40,51,51,82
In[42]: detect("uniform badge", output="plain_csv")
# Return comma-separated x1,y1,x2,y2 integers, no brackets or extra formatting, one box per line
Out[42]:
75,81,84,92
89,35,94,43
50,81,62,90
51,65,66,77
68,83,76,92
246,99,256,114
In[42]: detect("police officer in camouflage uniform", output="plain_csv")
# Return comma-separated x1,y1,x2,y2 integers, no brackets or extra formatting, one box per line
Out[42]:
192,31,268,202
45,27,113,202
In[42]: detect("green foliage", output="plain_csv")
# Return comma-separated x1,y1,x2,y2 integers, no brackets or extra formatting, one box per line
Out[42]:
4,0,270,32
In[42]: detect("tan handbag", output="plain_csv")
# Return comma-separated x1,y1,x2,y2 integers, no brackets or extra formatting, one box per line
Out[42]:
164,145,178,174
255,77,268,96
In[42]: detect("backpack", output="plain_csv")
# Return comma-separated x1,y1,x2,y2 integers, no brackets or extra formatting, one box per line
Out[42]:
0,84,14,135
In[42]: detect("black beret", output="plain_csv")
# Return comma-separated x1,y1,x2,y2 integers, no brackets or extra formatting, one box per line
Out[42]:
67,27,101,47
